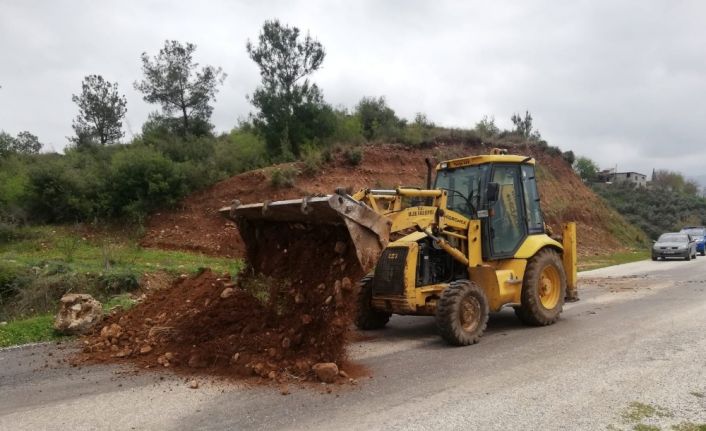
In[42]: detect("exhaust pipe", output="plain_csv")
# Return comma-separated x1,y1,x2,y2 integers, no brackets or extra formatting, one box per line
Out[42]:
425,157,435,190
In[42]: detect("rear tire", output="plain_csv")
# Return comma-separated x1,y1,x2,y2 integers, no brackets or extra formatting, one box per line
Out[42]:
436,280,489,346
700,250,705,256
354,275,391,330
515,248,567,326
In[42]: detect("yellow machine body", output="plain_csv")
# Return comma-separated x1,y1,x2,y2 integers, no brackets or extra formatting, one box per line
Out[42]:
223,150,578,319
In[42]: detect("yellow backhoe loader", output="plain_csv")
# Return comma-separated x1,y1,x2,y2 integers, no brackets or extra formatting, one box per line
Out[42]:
222,149,577,345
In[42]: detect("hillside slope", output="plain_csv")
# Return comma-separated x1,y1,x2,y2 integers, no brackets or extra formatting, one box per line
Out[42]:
141,142,644,258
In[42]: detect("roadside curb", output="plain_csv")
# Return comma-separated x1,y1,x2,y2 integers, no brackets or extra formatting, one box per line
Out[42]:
0,341,54,352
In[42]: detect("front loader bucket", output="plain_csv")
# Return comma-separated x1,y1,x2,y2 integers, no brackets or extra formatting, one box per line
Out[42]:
220,194,391,273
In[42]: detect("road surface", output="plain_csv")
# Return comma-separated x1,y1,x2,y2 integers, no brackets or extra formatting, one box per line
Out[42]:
1,259,705,430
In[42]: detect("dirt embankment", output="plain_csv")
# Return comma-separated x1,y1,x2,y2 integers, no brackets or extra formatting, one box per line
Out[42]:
76,224,365,385
141,142,640,258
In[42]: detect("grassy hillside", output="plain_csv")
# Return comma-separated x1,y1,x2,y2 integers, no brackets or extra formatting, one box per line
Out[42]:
142,141,646,258
594,182,706,239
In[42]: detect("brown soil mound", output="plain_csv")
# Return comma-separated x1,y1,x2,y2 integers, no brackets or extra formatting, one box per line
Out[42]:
76,224,364,383
141,142,642,258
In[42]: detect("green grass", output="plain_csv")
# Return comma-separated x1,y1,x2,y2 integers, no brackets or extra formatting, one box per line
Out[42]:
0,225,244,347
671,422,706,431
619,402,673,427
0,225,241,276
103,293,137,312
0,314,67,348
580,250,650,271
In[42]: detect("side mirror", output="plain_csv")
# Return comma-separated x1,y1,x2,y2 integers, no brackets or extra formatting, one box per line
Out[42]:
487,182,499,204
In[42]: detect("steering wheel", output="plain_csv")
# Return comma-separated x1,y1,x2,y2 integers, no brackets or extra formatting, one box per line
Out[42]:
443,189,476,216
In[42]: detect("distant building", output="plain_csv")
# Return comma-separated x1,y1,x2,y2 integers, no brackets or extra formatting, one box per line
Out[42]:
596,168,648,187
597,168,616,183
614,172,648,187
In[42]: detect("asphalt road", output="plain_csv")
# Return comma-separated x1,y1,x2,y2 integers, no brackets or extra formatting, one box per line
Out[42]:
1,259,706,430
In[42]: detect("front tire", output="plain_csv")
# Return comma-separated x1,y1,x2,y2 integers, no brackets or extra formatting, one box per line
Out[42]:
515,248,567,326
354,275,391,330
436,280,489,346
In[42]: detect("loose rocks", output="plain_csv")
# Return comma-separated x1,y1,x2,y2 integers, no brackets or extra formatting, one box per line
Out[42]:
312,362,339,383
54,293,103,335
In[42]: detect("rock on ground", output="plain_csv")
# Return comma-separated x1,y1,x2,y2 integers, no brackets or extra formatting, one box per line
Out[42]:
312,362,339,383
54,293,103,335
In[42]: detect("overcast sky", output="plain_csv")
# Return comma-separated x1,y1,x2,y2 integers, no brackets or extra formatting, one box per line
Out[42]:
1,0,705,176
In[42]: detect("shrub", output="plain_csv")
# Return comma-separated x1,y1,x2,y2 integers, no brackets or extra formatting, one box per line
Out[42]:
301,144,323,175
562,150,576,165
343,147,363,166
25,154,100,223
0,262,30,308
98,270,140,294
545,145,562,157
270,166,299,188
328,110,365,145
214,130,268,175
108,147,187,221
0,222,19,244
9,272,90,317
355,96,405,140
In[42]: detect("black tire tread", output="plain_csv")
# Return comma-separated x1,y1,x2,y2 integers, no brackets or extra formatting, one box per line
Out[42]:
436,280,489,346
354,275,391,330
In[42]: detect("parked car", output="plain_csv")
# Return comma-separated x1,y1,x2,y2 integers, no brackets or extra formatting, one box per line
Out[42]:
652,233,697,261
680,226,706,256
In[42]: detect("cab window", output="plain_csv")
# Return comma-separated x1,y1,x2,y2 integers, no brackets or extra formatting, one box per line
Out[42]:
521,165,544,233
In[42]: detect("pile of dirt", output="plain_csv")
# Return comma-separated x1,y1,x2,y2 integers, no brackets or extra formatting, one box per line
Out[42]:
141,142,642,258
75,224,365,384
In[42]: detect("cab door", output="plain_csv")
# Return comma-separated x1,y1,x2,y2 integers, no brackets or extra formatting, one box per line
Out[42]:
487,164,527,258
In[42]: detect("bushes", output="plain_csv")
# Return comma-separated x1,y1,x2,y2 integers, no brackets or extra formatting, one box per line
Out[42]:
343,147,363,166
301,144,323,175
0,261,30,308
98,270,140,294
26,154,101,223
270,166,299,188
109,147,187,221
595,182,706,240
214,130,268,175
355,96,405,140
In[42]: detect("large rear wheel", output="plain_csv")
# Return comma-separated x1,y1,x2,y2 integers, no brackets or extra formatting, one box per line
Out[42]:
354,275,391,330
436,280,489,346
515,248,567,326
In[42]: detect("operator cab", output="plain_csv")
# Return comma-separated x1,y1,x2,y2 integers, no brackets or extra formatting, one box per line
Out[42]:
434,154,544,260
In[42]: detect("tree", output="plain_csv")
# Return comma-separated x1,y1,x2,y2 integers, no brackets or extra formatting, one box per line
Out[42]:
71,75,127,146
355,96,404,140
0,130,43,157
511,111,533,138
413,113,435,129
573,156,599,182
13,131,42,154
247,20,327,158
0,131,14,157
511,110,542,141
135,40,226,137
474,115,499,139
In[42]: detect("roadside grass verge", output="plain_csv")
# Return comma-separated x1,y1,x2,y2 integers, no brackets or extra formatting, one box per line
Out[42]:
579,250,650,272
0,225,243,347
0,314,65,348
